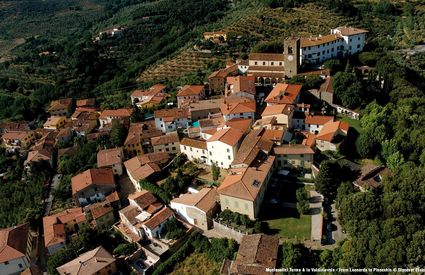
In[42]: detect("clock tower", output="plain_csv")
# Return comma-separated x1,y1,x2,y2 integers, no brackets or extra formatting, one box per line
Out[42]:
284,37,300,78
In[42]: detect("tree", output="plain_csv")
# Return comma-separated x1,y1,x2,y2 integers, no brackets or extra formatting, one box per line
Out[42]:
315,160,342,204
296,188,310,215
130,103,144,122
355,131,380,159
110,121,128,147
163,217,185,240
211,162,220,181
113,243,137,256
333,72,364,109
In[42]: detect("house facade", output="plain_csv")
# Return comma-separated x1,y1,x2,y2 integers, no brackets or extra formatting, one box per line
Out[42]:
176,85,205,108
273,144,315,170
304,115,334,134
151,132,180,154
207,128,244,169
71,168,116,206
154,108,191,133
97,147,124,176
180,138,208,163
218,155,275,219
170,187,218,231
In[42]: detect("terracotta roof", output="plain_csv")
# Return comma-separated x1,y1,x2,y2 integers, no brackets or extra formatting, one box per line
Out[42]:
231,234,279,275
185,99,222,112
0,223,29,263
49,98,72,112
0,122,30,132
316,120,349,142
97,147,123,168
58,146,78,159
273,144,314,155
88,202,113,219
99,108,132,119
319,77,334,94
124,153,169,181
334,26,369,36
171,187,217,213
220,100,256,115
232,129,273,167
180,138,207,150
265,83,302,104
154,108,189,120
71,168,115,195
207,128,244,146
198,116,224,129
43,208,86,247
218,155,275,201
131,84,167,97
138,152,170,165
125,123,162,145
208,65,238,79
305,115,334,125
142,207,173,230
249,53,285,61
56,246,115,275
128,190,158,210
76,98,95,107
177,85,204,97
151,132,179,146
226,75,256,96
261,104,294,117
262,129,284,143
301,34,343,47
221,118,252,133
105,191,120,204
302,132,316,148
24,149,52,166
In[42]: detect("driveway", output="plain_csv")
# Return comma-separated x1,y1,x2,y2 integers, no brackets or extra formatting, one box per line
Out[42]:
310,190,323,242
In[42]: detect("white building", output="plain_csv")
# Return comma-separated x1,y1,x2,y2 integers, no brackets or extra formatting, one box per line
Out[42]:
220,99,256,122
304,115,334,134
207,128,244,168
300,26,368,64
180,138,208,164
0,224,31,275
154,108,191,133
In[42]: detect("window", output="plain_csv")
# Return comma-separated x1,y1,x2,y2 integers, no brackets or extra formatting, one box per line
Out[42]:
228,155,231,160
18,263,23,268
240,113,243,116
357,44,360,48
4,261,9,265
254,61,257,65
221,162,223,166
165,148,169,152
172,147,176,150
209,151,212,156
349,38,352,42
279,62,282,66
263,62,266,65
327,49,329,53
184,146,187,150
271,62,274,65
226,148,230,153
331,48,334,52
300,154,304,157
190,148,192,151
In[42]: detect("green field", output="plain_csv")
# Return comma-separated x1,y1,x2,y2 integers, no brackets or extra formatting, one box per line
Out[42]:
265,207,311,241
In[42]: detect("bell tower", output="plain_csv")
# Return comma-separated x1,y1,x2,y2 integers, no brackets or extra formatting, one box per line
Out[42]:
284,37,300,78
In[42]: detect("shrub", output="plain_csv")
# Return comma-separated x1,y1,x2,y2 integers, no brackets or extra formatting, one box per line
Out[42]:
113,243,137,256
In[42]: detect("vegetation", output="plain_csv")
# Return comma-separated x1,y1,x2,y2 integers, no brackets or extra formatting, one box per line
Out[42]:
211,162,220,181
218,209,263,234
112,243,137,256
265,208,311,241
296,188,310,215
153,231,238,275
162,217,186,240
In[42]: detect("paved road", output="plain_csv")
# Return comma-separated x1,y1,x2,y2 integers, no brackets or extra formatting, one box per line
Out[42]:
310,190,323,242
43,174,62,216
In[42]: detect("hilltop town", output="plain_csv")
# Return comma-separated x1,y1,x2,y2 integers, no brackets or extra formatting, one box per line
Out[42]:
0,0,425,274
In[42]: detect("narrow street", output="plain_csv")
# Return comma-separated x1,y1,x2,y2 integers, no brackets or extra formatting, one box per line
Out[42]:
310,190,323,243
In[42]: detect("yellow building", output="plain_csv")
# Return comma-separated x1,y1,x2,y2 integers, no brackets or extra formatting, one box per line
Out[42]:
203,31,227,43
43,116,67,130
218,155,275,220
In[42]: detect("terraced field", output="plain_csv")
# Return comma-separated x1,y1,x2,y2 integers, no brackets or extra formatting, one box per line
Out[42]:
137,3,355,83
137,48,228,83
